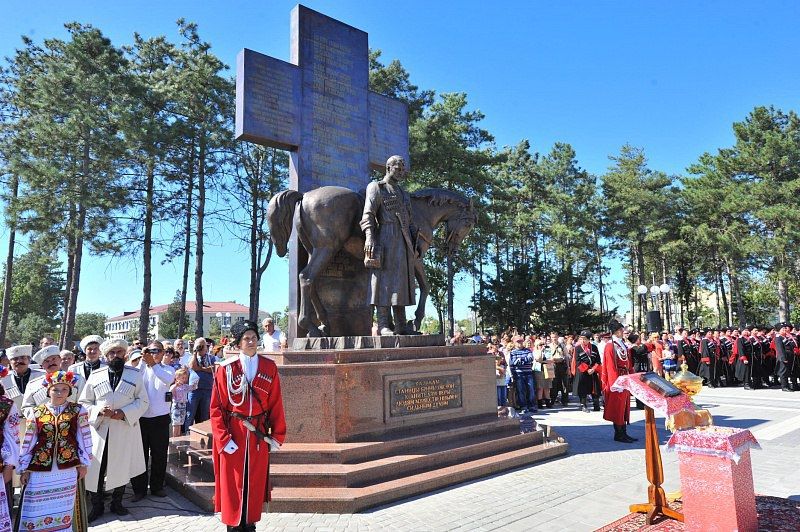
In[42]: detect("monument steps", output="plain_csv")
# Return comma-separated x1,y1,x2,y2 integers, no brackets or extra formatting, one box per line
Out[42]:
165,420,569,513
270,430,540,488
271,414,517,464
269,435,568,513
170,415,523,480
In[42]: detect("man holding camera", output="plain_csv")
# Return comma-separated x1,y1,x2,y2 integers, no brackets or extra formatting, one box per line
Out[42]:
130,340,176,500
184,337,216,433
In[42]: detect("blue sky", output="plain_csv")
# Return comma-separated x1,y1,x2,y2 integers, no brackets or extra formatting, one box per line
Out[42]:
2,1,799,323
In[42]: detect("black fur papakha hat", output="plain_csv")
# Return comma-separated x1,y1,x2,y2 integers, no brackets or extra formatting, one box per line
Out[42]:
231,320,261,345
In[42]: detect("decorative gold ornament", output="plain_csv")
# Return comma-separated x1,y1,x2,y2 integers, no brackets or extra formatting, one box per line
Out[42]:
671,362,704,401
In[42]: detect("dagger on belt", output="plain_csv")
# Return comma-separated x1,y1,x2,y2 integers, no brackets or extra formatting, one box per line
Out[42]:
230,412,280,450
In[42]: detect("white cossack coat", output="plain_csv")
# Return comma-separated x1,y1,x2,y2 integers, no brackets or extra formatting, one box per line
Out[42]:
78,365,150,491
0,369,45,415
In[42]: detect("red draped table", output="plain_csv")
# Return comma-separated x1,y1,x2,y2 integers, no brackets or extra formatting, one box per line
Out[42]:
667,426,761,531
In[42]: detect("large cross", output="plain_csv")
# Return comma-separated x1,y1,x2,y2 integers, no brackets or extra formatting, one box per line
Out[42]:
235,5,410,340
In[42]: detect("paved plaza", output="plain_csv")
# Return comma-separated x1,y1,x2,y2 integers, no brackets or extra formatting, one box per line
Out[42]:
88,386,800,531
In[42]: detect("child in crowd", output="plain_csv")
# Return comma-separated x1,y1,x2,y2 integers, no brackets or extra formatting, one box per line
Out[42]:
492,344,509,410
170,367,196,437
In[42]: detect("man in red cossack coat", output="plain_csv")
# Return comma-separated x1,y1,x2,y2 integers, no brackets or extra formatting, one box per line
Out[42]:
600,319,637,443
210,320,287,532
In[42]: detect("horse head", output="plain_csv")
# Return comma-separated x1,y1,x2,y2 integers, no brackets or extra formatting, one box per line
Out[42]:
445,204,477,252
410,188,477,253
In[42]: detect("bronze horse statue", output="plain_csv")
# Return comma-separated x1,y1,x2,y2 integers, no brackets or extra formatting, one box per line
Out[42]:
268,186,476,337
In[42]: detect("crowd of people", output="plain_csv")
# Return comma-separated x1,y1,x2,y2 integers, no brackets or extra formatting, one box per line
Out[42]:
0,316,286,531
484,321,800,422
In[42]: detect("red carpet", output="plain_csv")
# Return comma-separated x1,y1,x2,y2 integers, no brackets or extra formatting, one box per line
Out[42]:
595,496,800,531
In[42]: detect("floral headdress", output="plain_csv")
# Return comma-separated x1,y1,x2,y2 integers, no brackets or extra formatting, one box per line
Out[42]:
42,370,79,390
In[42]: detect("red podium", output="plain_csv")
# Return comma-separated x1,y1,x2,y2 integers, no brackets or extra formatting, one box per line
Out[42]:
667,427,761,531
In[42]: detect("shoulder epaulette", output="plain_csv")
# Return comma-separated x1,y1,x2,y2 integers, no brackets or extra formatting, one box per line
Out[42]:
219,356,239,367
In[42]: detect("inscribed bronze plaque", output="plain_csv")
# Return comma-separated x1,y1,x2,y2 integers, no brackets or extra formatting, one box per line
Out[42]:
389,375,462,417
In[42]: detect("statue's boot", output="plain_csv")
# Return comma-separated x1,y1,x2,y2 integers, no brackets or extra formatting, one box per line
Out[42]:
393,306,409,335
377,307,394,336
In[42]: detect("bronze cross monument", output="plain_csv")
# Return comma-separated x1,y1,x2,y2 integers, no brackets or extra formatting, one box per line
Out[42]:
235,4,410,340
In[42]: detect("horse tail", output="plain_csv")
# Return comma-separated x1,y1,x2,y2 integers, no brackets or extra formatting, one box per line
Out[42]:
268,190,303,257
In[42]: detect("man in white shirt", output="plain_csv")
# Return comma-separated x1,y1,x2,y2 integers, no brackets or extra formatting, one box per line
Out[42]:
175,338,192,367
261,317,282,352
130,340,176,501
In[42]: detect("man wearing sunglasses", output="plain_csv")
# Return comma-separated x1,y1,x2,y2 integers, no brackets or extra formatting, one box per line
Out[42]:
130,341,176,501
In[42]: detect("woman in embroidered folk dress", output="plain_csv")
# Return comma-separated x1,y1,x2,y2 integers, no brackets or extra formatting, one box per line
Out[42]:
210,320,287,532
18,371,92,532
0,366,21,532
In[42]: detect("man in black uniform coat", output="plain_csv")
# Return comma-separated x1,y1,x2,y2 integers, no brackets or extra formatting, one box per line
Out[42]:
699,329,720,387
734,328,757,390
572,330,602,412
719,329,735,386
774,322,797,392
758,327,776,387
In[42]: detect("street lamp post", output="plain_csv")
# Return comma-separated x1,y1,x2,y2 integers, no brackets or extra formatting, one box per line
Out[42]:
637,285,648,332
660,283,671,332
215,312,232,335
524,299,534,332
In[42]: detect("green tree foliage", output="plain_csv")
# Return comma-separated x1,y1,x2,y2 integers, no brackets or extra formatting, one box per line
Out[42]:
3,23,131,348
169,20,233,337
73,312,107,339
726,106,800,321
0,250,64,321
158,298,188,340
220,145,289,321
369,50,433,122
6,313,57,346
122,33,182,341
601,145,677,329
2,25,798,339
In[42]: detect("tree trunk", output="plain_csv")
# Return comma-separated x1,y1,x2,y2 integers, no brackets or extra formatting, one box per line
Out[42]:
0,175,19,346
59,205,77,348
594,231,605,319
63,208,86,347
446,251,454,337
478,250,484,332
63,138,91,348
249,170,259,321
138,161,155,341
778,276,789,322
714,266,722,328
725,260,746,328
716,261,729,327
194,133,207,337
178,143,196,338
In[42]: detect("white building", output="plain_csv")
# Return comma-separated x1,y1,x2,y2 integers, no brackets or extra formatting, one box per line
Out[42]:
105,301,266,340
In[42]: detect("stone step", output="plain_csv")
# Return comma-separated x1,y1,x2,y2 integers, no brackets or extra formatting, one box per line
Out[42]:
269,437,569,513
270,430,543,488
186,414,519,465
178,416,524,480
165,424,568,514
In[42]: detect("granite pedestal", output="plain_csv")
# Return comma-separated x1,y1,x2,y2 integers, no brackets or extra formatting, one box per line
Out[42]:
166,339,568,512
